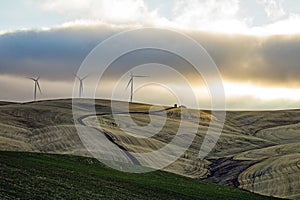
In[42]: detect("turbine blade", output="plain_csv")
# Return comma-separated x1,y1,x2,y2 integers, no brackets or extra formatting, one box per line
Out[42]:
27,77,35,81
81,75,89,80
133,75,148,77
36,81,42,94
126,78,132,90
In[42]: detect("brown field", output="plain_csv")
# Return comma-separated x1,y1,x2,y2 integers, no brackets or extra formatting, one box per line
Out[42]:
0,99,299,199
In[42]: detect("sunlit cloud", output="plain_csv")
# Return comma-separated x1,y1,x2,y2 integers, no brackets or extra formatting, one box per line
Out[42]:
172,0,249,34
37,0,300,35
252,14,300,35
42,0,165,25
258,0,286,21
224,82,300,101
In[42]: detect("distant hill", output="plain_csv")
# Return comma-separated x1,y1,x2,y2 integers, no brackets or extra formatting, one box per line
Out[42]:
0,99,299,199
0,101,17,106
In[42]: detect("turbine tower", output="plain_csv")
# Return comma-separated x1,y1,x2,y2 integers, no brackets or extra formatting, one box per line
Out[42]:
126,71,147,103
74,74,88,98
28,77,42,102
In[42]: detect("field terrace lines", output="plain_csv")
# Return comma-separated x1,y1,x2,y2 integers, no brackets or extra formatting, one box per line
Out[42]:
256,123,300,144
30,125,89,156
238,154,300,199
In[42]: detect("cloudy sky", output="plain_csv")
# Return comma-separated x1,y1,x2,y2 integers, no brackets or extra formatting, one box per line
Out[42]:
0,0,300,109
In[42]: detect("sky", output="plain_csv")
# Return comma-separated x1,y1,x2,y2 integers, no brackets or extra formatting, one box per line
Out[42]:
0,0,300,109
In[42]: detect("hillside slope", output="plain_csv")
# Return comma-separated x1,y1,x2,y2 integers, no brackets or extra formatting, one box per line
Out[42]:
0,99,299,199
0,151,278,200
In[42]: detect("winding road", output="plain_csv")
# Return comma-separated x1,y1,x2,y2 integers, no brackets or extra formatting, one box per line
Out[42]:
76,107,176,165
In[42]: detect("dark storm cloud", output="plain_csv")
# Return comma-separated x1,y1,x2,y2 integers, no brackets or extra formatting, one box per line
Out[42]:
0,25,300,86
192,32,300,86
0,25,120,81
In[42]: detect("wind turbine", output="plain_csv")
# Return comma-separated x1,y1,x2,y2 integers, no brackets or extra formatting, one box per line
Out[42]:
28,77,42,102
74,74,88,98
126,71,148,103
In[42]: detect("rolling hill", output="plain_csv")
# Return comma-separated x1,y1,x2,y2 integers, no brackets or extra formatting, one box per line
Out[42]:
0,99,299,199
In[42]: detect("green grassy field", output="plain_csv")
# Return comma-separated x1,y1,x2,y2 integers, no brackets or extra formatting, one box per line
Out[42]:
0,151,278,200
